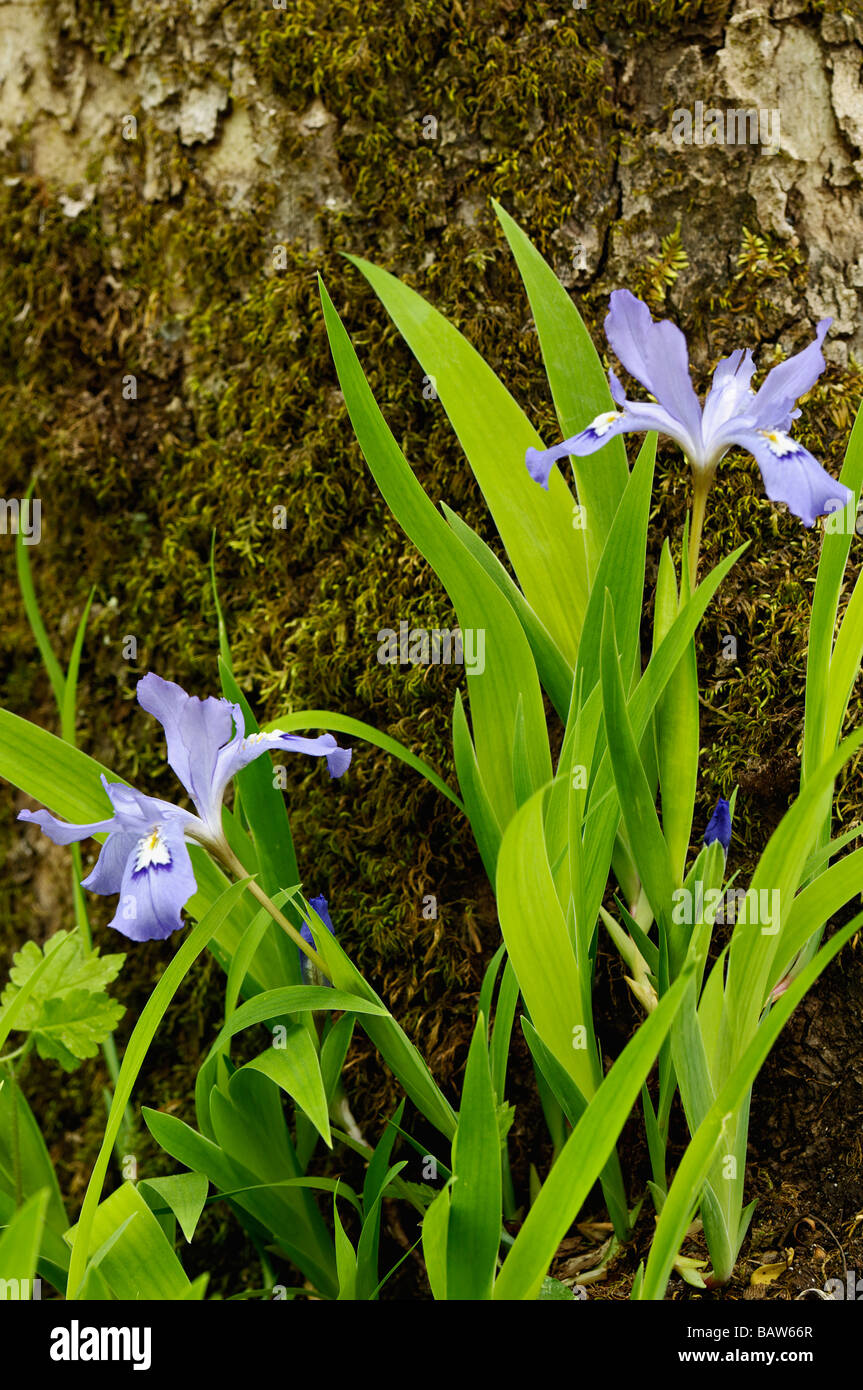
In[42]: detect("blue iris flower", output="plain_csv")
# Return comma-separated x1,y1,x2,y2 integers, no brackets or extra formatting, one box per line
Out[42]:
18,674,351,942
527,289,852,529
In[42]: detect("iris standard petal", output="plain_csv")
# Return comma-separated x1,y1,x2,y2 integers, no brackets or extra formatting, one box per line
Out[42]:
110,820,197,942
701,348,756,443
604,290,704,453
137,673,242,828
607,371,703,457
729,426,853,527
746,319,831,431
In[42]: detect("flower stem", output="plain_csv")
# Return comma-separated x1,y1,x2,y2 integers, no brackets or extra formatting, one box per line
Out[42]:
687,471,713,590
216,845,332,983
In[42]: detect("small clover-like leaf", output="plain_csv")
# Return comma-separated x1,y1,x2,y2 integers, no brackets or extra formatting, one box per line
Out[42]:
30,990,125,1071
0,930,125,1069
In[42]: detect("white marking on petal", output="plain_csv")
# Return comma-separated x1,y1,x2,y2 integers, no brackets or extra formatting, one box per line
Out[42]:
133,827,172,874
243,732,280,748
758,429,801,459
588,411,622,438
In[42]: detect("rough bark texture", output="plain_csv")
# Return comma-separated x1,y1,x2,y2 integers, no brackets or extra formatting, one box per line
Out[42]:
1,0,862,1295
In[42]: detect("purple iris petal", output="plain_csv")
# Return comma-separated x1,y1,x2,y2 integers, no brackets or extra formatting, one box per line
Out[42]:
17,806,117,846
526,391,688,491
113,819,198,942
223,730,352,785
137,674,243,834
81,830,140,895
704,798,732,855
137,675,351,834
18,778,200,943
727,427,850,529
700,349,756,440
605,290,704,455
18,777,190,846
746,320,830,430
526,293,852,527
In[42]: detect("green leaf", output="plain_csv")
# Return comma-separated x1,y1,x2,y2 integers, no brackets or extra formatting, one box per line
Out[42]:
2,931,123,1015
493,200,629,573
218,658,300,910
579,544,747,932
143,1107,339,1298
496,785,599,1100
139,1172,209,1245
346,253,587,664
767,845,863,996
207,984,387,1058
222,889,301,1025
1,931,125,1069
264,709,464,815
333,1191,358,1300
60,589,95,746
0,1189,49,1289
16,481,64,707
452,689,502,881
521,1014,631,1240
572,433,656,706
66,1182,194,1300
538,1275,579,1300
356,1103,406,1300
803,402,863,783
489,958,520,1102
600,593,675,941
446,1014,502,1300
29,991,125,1071
242,1027,332,1147
442,503,574,718
302,893,457,1142
723,725,863,1049
212,1063,340,1295
0,1081,68,1246
320,1014,356,1104
422,1185,450,1301
653,541,699,885
319,277,551,826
